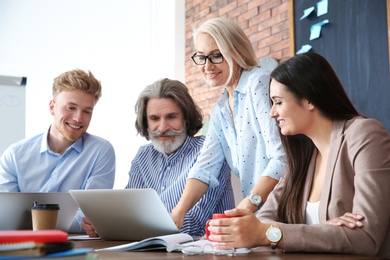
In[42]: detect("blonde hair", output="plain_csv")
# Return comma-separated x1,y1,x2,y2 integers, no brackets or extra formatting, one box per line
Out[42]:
52,69,102,103
193,17,259,85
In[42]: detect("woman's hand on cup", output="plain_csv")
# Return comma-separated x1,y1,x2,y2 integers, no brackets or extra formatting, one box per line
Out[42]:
207,208,266,249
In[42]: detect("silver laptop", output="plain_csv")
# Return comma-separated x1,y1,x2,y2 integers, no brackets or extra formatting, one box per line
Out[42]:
0,192,78,232
69,189,179,241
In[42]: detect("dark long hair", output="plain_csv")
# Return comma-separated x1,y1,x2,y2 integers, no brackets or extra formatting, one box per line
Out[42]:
135,78,204,140
270,52,360,223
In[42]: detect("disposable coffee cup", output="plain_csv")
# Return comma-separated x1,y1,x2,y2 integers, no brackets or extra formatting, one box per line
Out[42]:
31,202,60,230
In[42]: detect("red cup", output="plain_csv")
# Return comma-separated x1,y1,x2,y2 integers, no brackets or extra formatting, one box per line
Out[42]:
205,213,231,240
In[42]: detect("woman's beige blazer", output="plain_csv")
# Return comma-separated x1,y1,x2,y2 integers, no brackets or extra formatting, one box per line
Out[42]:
258,117,390,257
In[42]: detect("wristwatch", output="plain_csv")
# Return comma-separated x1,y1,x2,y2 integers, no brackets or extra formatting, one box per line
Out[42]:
248,192,262,208
265,225,282,249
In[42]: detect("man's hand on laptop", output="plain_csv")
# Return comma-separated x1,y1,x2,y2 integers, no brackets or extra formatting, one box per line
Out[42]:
82,217,99,237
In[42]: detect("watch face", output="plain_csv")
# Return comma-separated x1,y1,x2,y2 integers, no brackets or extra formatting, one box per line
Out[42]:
267,227,282,242
249,193,262,206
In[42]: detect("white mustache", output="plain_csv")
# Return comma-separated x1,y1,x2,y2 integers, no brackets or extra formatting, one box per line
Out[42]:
149,129,183,138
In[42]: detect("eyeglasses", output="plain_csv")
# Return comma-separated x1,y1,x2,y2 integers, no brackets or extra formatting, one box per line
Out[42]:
191,53,224,65
180,243,235,256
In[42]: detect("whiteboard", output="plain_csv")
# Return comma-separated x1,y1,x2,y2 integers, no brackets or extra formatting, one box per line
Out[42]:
0,75,26,155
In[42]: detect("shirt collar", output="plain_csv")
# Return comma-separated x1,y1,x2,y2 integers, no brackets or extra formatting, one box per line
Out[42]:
217,68,253,108
40,125,83,154
234,69,251,94
39,126,51,153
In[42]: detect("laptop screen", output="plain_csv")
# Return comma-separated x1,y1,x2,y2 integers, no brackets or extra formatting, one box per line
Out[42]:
0,192,78,232
70,189,179,241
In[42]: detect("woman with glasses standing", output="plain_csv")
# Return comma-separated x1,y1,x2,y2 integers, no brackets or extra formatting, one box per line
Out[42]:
171,17,286,230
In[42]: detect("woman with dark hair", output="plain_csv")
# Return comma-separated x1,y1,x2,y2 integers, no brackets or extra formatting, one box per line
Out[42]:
206,52,390,257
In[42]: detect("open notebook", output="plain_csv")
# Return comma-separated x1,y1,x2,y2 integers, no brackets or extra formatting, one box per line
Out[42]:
69,189,179,241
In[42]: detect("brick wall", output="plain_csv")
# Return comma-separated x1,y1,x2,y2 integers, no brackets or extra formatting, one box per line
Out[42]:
185,0,291,121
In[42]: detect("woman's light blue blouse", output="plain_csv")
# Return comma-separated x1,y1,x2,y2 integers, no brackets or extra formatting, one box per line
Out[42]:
188,67,286,197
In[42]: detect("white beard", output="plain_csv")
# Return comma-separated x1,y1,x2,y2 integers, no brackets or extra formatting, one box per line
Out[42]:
148,127,187,155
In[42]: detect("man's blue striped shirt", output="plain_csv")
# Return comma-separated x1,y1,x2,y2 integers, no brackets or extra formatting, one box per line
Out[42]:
126,135,235,237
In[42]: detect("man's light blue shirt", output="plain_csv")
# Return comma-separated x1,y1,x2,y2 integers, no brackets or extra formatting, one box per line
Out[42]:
188,67,286,197
0,127,116,232
126,135,235,237
0,127,115,192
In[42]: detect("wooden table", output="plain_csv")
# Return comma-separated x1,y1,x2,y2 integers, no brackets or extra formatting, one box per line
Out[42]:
67,239,385,260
